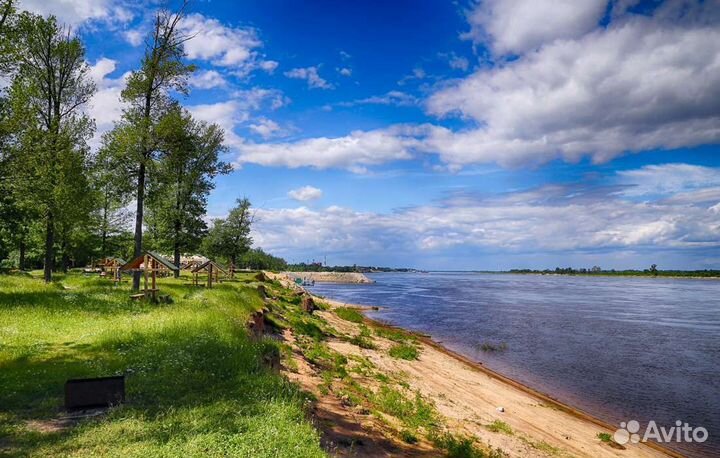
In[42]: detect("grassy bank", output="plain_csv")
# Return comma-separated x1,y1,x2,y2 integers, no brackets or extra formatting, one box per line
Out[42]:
0,271,324,457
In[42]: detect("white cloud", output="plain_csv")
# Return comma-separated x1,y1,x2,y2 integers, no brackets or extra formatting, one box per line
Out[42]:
189,70,227,89
179,13,275,76
252,179,720,261
187,88,290,149
617,164,720,198
288,186,323,202
464,0,608,55
20,0,134,27
448,54,469,71
248,118,284,139
188,100,246,148
86,58,129,149
398,67,426,85
338,67,352,77
123,29,144,47
335,91,418,108
231,87,290,111
236,126,422,171
284,66,333,89
259,60,279,73
426,8,720,167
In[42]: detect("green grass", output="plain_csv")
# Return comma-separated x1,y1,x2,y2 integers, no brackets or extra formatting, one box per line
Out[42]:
374,326,414,343
597,432,612,443
388,343,420,360
372,386,438,430
486,420,513,435
334,307,364,323
0,272,325,457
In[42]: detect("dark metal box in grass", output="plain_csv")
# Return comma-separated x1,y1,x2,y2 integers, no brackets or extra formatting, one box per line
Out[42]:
64,375,125,410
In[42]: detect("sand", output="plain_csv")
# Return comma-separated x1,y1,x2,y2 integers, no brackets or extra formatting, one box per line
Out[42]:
266,272,680,458
284,271,374,284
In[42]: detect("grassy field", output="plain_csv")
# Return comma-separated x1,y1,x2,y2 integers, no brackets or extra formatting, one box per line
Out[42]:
0,271,325,458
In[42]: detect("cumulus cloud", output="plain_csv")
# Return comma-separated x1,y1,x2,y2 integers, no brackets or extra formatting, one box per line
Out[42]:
338,67,352,77
21,0,134,27
426,6,720,167
284,66,333,89
189,70,227,89
248,118,285,139
235,126,423,171
179,13,276,75
288,186,323,202
188,100,247,148
86,58,130,149
252,177,720,261
463,0,608,55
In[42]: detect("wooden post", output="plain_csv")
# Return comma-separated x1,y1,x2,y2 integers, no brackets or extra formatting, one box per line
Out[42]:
143,254,149,299
207,264,213,288
151,259,157,300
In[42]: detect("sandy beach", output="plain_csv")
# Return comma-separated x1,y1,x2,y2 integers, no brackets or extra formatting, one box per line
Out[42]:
267,272,681,457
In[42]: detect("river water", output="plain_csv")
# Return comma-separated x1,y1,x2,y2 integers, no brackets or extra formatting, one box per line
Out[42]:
308,272,720,457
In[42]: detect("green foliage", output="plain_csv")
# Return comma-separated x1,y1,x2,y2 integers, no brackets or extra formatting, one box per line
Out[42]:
597,432,612,442
486,420,513,435
348,334,377,350
202,198,253,267
400,429,418,444
8,12,96,281
335,307,364,323
388,342,420,360
375,326,415,343
239,247,288,271
0,272,325,457
145,104,231,269
431,433,504,458
373,386,438,430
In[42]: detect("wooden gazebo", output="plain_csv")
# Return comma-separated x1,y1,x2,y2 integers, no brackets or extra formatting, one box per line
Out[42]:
191,260,227,288
96,257,126,282
121,251,179,300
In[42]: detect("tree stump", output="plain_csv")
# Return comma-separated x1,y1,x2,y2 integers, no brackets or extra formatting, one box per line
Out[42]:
301,295,316,314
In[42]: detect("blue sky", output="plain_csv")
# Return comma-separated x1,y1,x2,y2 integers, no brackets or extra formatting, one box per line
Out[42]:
22,0,720,270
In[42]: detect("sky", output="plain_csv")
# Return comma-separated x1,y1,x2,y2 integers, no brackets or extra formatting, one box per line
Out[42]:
19,0,720,270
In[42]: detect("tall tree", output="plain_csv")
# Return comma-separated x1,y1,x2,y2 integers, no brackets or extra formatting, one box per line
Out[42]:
118,2,193,289
10,13,95,281
149,105,231,276
202,198,253,270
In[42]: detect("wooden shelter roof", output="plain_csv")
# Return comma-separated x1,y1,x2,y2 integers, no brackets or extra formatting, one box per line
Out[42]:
96,257,126,266
191,260,227,274
121,251,179,272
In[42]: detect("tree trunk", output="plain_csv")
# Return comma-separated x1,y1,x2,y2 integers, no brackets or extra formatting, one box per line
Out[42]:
101,195,109,257
18,240,25,271
132,163,146,290
43,213,54,282
173,238,180,278
173,206,181,278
